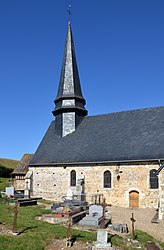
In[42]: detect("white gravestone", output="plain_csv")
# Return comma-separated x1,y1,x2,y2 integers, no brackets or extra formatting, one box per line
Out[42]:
6,186,14,197
66,189,73,199
97,229,108,244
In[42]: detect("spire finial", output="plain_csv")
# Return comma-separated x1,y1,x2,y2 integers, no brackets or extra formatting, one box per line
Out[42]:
66,4,72,21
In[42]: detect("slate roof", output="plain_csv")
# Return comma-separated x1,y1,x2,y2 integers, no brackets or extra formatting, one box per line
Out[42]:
30,106,164,166
53,21,87,117
12,154,33,174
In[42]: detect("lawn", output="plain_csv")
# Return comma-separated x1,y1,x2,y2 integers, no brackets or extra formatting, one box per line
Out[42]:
0,199,96,250
0,199,163,250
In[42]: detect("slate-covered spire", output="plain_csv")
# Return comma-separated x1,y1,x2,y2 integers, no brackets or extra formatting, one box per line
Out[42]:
53,21,87,137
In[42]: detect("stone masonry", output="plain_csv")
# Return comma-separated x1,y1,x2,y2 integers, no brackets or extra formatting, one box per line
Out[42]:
29,162,159,208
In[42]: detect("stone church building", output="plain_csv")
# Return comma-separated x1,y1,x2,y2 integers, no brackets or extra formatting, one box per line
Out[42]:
26,21,164,211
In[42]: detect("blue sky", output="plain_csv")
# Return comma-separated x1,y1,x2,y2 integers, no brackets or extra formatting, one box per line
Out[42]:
0,0,164,160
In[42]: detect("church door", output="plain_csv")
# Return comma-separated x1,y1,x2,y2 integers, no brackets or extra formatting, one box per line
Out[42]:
129,191,139,207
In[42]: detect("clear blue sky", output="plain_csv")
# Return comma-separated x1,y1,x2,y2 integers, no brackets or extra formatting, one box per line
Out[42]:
0,0,164,160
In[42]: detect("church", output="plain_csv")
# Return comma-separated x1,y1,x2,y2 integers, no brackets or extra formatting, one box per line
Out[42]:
25,21,164,212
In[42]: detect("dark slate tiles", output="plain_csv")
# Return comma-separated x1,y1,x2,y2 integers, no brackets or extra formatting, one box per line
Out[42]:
30,106,164,165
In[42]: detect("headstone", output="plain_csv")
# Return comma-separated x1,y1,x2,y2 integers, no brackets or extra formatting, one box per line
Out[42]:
24,181,30,198
97,229,108,244
24,187,30,198
91,229,112,249
66,189,73,200
89,205,103,217
6,186,14,197
74,177,84,201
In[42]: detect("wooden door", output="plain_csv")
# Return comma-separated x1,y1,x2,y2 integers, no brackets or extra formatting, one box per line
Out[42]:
129,191,139,207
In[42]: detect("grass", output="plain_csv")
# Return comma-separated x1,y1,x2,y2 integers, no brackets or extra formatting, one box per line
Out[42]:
0,199,163,250
135,230,164,250
38,199,54,205
110,230,164,250
0,199,96,250
135,229,155,243
0,158,19,170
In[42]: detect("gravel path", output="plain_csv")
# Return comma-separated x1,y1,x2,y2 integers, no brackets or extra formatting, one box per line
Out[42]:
109,206,164,242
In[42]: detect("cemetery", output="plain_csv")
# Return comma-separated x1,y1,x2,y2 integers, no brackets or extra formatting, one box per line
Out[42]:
0,1,164,249
0,183,164,249
0,170,164,249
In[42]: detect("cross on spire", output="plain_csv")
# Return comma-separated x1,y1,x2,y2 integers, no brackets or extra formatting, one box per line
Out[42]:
67,4,72,21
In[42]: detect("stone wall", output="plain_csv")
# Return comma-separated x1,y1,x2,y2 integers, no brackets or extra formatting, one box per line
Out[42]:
29,162,159,208
13,178,25,190
159,170,164,219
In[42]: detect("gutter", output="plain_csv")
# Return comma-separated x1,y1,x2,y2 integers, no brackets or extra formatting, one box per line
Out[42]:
156,164,164,175
29,158,164,167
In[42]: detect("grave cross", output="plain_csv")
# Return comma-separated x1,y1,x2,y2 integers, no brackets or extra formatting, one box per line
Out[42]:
130,213,136,240
13,200,19,233
100,198,106,229
66,213,72,247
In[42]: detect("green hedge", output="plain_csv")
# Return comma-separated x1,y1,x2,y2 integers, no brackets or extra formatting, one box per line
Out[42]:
0,165,13,178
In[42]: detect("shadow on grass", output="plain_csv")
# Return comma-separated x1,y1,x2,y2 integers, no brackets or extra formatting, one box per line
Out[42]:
108,234,116,242
72,234,85,241
19,226,38,234
68,234,85,246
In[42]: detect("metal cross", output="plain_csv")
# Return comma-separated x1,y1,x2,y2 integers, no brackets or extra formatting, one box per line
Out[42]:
130,213,136,240
101,197,106,229
67,4,72,21
13,200,19,233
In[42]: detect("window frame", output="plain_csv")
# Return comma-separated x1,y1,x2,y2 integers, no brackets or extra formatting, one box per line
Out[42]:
103,170,111,188
70,170,76,187
149,169,159,189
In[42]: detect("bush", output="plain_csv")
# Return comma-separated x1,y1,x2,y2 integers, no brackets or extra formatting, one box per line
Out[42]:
0,165,13,178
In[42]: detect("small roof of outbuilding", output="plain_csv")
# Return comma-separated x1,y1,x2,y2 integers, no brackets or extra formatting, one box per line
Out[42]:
12,154,33,175
30,106,164,166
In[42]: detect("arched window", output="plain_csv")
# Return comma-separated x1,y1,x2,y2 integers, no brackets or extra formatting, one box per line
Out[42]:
70,170,76,187
104,170,111,188
150,169,158,189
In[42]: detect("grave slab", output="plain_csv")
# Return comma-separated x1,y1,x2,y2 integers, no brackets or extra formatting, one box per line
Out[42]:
79,205,103,227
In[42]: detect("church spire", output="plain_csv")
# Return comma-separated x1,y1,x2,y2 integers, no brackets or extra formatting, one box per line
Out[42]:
53,21,87,137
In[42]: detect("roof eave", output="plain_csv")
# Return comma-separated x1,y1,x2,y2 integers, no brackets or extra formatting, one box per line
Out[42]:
29,158,164,167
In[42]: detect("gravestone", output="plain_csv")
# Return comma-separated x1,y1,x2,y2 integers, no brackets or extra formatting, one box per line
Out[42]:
89,205,103,217
24,188,30,198
66,189,73,200
75,177,84,201
89,229,112,249
79,205,103,227
97,229,108,244
24,181,30,198
6,186,14,197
